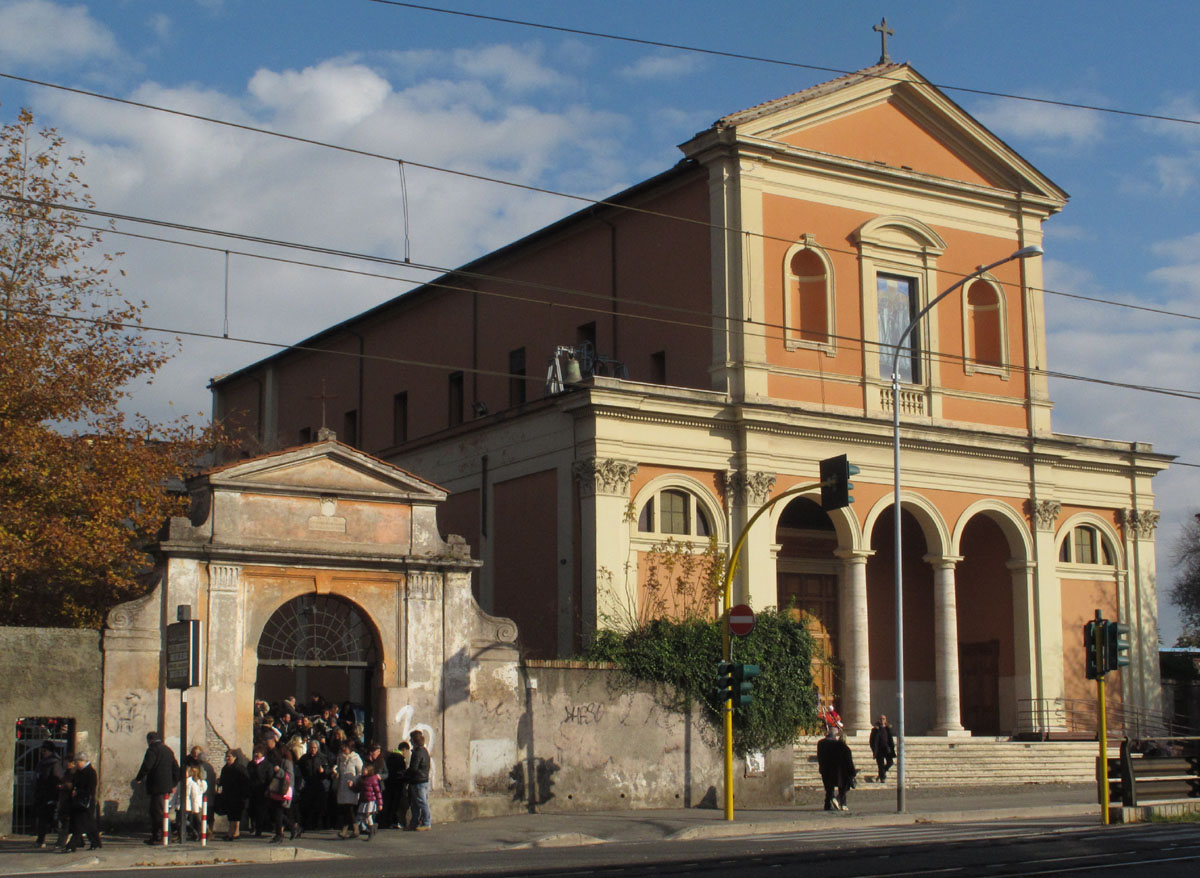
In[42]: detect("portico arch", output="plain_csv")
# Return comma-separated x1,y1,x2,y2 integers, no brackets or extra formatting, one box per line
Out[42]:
952,501,1033,735
255,593,382,738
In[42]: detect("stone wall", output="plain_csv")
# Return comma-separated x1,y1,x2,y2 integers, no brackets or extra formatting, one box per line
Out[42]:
0,627,103,837
465,659,793,812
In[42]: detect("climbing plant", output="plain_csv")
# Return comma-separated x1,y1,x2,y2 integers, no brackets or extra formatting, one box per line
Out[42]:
585,607,818,756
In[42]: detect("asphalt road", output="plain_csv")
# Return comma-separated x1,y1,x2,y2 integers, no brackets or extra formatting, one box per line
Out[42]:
16,816,1200,877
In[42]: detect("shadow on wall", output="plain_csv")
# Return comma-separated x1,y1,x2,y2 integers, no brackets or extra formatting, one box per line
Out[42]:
508,757,559,807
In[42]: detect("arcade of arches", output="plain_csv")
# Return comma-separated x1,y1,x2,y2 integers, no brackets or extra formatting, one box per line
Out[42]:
773,496,1043,738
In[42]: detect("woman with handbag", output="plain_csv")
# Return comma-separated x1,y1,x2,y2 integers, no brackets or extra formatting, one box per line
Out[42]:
266,752,299,843
334,739,363,838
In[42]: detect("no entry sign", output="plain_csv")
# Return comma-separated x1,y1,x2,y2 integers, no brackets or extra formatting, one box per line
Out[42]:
729,604,756,637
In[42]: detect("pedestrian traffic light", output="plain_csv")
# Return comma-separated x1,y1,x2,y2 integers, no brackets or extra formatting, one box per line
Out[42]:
819,455,860,511
1105,621,1131,672
1084,619,1101,680
734,663,761,707
714,661,736,703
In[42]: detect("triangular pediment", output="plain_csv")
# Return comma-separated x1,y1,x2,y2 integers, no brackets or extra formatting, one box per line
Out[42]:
691,63,1065,202
200,439,445,503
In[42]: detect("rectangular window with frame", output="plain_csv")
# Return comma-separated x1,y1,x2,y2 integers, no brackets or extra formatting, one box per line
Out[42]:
448,371,464,426
392,392,408,445
877,273,920,383
508,347,526,407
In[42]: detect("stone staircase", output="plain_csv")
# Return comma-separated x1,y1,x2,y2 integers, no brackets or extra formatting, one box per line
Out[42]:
794,735,1103,788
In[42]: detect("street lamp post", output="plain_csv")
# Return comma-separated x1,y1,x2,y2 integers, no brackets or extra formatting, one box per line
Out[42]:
890,244,1042,813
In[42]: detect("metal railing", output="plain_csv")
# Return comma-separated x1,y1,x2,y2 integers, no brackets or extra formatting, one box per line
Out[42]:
1016,698,1198,741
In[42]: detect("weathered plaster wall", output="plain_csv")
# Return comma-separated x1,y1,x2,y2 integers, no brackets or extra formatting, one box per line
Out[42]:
467,660,793,811
0,627,103,836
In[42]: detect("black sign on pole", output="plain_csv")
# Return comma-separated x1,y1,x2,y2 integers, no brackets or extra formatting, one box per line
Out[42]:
166,620,200,690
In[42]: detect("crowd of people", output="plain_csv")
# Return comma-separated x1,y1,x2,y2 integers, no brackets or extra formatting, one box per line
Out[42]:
31,744,100,852
121,694,434,847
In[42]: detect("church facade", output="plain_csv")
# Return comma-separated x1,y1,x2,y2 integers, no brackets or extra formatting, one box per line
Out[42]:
213,63,1169,737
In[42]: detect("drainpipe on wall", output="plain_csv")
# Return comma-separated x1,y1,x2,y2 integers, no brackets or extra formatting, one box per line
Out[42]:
345,330,365,448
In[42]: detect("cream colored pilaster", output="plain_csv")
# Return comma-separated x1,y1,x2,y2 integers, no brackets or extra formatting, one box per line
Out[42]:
725,469,777,608
1007,560,1038,730
925,554,968,735
835,548,873,734
1117,508,1165,727
206,564,243,751
1018,211,1052,435
573,458,638,641
1030,499,1066,719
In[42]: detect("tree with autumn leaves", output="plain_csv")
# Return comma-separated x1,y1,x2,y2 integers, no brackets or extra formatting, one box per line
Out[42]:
0,109,223,628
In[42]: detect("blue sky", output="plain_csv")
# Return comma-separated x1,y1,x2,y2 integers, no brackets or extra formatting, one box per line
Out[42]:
1,0,1197,642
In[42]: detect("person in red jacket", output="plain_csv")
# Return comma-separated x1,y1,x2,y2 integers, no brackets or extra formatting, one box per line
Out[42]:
354,764,383,839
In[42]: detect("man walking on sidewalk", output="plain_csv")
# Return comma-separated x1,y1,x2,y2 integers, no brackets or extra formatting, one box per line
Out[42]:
133,731,179,844
870,715,896,783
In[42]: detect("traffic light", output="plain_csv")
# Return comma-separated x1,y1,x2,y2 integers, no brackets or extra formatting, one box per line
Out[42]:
819,455,860,511
734,663,761,707
1084,620,1101,680
715,661,736,703
1106,621,1131,672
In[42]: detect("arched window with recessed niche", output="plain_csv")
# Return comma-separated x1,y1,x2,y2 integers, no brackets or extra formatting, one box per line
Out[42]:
638,487,712,538
1058,525,1114,565
783,236,836,355
963,277,1008,375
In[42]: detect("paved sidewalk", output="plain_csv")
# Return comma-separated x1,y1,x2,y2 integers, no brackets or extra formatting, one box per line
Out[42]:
0,784,1100,874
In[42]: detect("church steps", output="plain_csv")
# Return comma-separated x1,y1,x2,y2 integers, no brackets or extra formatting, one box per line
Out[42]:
794,736,1103,787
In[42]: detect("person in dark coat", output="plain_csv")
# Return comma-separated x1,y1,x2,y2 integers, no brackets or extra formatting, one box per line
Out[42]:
54,758,75,849
869,714,896,783
64,753,100,851
133,731,179,844
216,749,250,840
381,741,408,829
296,738,330,831
246,744,272,837
816,728,856,812
33,742,63,848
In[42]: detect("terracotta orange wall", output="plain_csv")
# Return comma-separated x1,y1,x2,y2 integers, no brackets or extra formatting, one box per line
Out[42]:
492,469,559,658
781,99,995,187
759,194,1031,430
1060,578,1122,706
218,170,712,456
634,548,721,625
219,378,264,451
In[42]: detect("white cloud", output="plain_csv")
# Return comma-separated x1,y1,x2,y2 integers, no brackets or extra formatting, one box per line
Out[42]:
973,97,1104,151
619,52,702,81
147,12,171,43
452,44,574,94
0,0,120,66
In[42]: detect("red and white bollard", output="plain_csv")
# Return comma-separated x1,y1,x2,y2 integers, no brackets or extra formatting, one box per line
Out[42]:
161,794,170,846
200,794,208,847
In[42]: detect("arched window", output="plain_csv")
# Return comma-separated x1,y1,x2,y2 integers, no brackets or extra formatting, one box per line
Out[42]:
638,487,712,538
783,235,836,355
258,594,378,666
1058,525,1114,565
964,278,1007,374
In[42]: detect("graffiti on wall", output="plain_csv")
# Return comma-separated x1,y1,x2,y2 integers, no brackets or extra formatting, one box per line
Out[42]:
393,704,436,784
104,692,146,735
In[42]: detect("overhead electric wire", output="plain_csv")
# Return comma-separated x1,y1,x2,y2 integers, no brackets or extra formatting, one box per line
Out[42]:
367,1,1200,128
5,190,1198,339
3,73,1199,330
5,202,1200,411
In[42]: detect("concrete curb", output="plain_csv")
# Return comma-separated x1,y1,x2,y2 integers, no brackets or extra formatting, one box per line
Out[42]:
0,842,345,874
506,833,609,849
667,802,1100,841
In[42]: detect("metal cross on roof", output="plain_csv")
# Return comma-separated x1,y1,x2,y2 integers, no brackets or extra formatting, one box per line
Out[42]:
874,17,895,64
308,378,337,430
